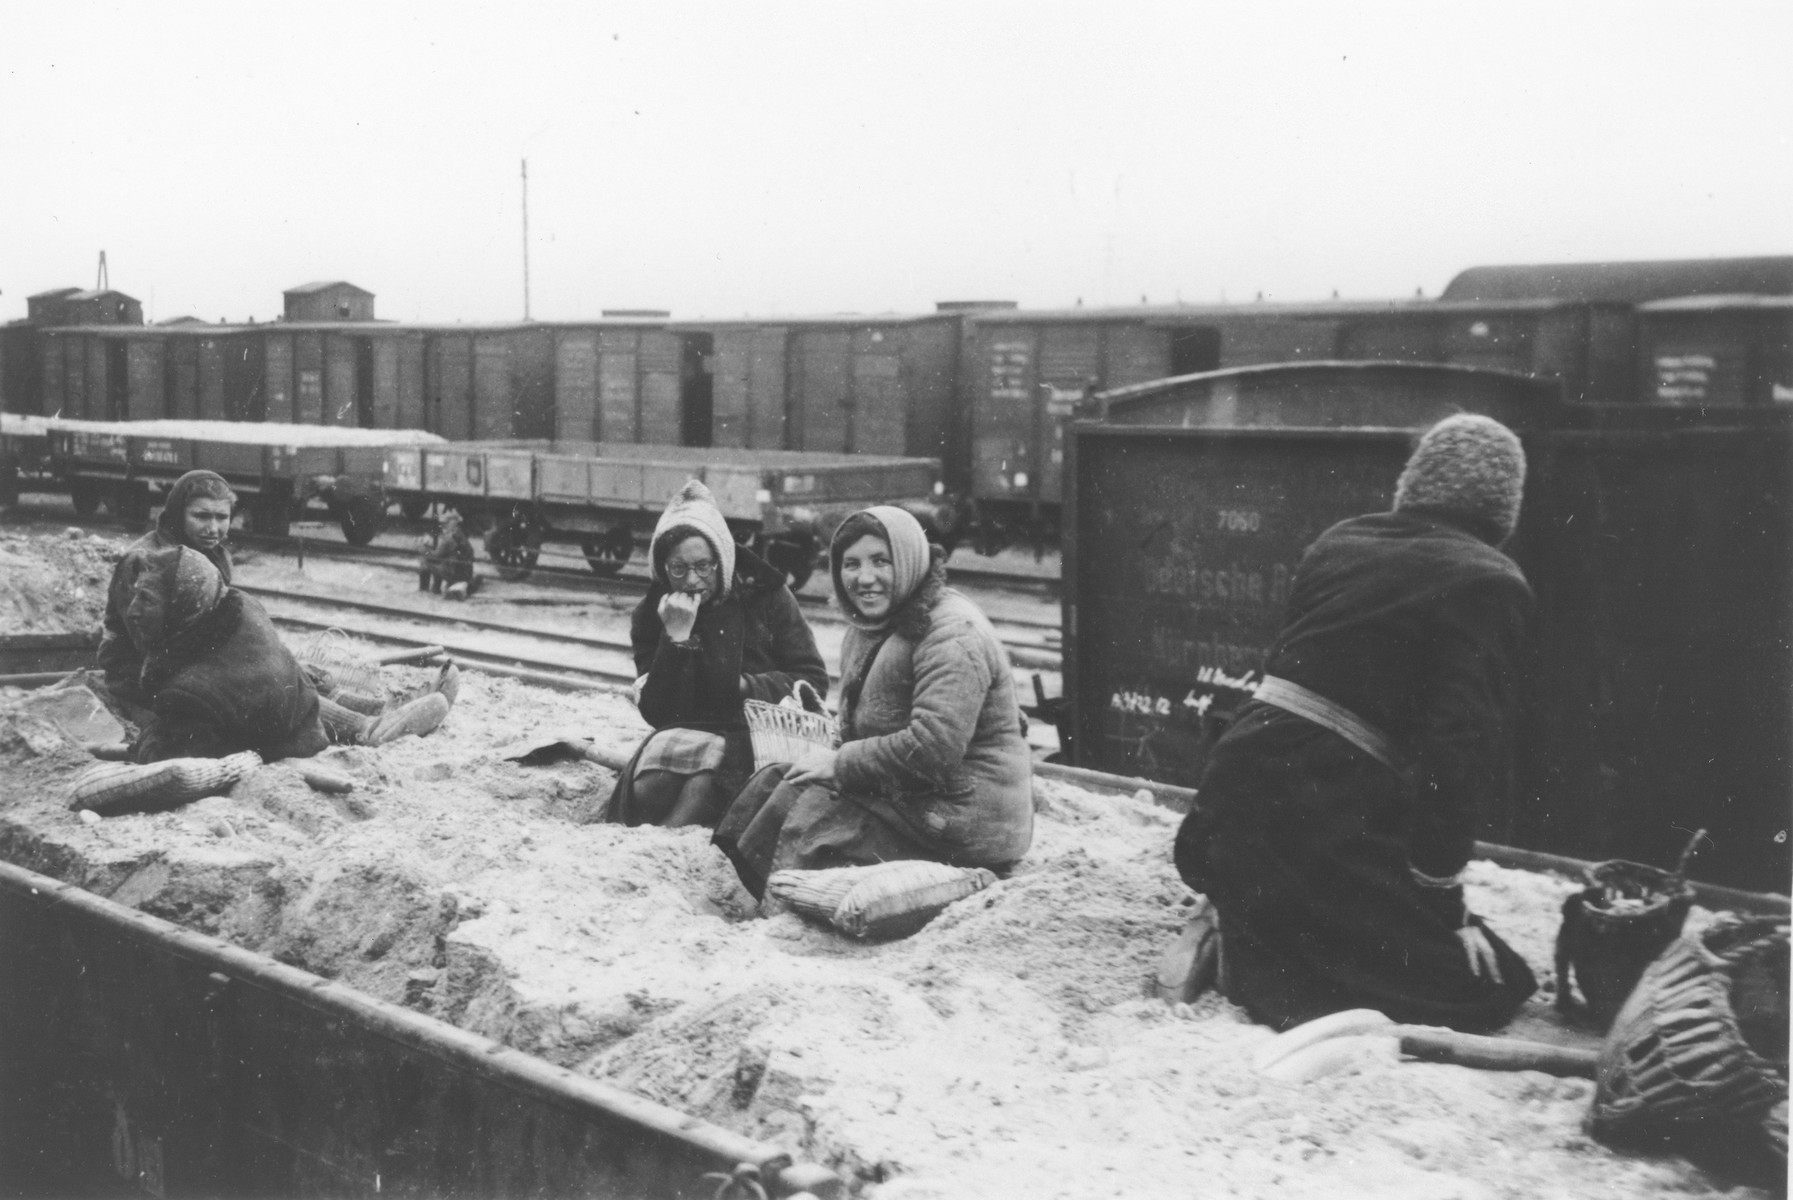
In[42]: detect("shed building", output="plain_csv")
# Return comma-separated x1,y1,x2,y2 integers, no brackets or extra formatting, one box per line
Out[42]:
284,282,376,323
27,288,142,327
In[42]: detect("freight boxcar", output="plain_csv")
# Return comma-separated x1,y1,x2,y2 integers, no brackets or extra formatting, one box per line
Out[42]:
1063,360,1791,891
384,439,945,586
961,256,1793,547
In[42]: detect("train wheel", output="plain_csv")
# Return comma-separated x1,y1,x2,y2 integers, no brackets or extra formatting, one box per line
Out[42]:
398,497,430,522
581,527,632,577
756,535,816,592
253,492,292,539
333,477,388,546
485,516,542,581
70,481,103,518
114,483,152,531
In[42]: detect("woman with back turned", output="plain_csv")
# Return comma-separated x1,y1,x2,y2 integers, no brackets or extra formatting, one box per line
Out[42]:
1174,414,1539,1032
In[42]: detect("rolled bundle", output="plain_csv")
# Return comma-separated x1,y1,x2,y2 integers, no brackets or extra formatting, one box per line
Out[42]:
71,751,263,816
767,860,996,940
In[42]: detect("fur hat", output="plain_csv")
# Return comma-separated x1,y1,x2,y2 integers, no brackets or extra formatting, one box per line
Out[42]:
1393,414,1527,541
650,479,736,598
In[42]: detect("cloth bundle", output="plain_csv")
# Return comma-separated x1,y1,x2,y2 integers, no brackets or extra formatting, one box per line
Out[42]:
70,751,263,816
767,859,996,940
1589,913,1789,1168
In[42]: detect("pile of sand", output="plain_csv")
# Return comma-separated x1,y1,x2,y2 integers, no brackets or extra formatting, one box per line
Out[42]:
0,527,128,635
0,526,1771,1198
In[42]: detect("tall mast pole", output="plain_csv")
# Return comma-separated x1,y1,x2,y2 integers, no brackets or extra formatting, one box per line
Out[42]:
521,159,532,320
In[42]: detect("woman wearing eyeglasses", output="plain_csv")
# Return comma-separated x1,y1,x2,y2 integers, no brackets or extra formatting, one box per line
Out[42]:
608,480,828,828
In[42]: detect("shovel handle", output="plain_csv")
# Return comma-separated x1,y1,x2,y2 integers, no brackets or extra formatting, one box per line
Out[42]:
1398,1029,1597,1078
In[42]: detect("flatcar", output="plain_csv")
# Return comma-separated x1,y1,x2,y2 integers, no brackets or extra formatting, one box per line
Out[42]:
1062,360,1791,893
0,414,443,543
383,438,945,587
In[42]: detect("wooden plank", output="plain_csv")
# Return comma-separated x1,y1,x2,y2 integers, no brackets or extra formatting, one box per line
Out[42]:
324,334,358,426
637,333,683,445
263,334,294,423
295,333,325,424
127,338,165,420
371,338,401,429
709,331,752,449
749,328,788,450
473,334,512,439
792,329,850,452
555,330,601,442
395,333,426,430
597,331,639,442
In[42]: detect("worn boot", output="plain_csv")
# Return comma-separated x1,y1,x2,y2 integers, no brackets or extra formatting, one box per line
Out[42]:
317,695,375,745
365,692,451,746
431,662,460,707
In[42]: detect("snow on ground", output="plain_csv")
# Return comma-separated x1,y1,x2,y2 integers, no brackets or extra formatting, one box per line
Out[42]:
0,524,1774,1198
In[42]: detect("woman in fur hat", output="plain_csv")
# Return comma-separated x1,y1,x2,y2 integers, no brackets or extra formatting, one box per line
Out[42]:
713,506,1033,899
1173,414,1539,1032
609,480,829,828
97,469,237,721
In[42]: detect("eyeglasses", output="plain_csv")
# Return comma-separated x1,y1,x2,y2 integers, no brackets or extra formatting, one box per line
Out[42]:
666,560,717,581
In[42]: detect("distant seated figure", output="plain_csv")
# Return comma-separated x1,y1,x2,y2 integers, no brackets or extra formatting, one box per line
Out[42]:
96,469,236,722
714,506,1034,900
608,480,828,828
420,509,479,599
125,546,328,763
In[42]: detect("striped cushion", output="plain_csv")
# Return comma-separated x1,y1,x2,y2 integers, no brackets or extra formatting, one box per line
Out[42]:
71,751,263,816
767,860,997,940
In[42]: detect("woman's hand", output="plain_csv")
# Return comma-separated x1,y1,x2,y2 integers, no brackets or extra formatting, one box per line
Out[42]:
658,591,702,642
1457,924,1505,985
785,746,838,788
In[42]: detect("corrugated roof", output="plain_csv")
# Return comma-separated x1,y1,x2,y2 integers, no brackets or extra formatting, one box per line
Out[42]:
1442,257,1793,303
284,281,373,296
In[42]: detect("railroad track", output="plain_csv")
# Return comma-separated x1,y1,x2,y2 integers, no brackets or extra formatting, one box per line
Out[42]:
243,585,1062,698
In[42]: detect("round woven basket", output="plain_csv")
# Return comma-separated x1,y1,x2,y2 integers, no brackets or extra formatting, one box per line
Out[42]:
1589,914,1789,1163
1557,858,1696,1028
293,628,388,716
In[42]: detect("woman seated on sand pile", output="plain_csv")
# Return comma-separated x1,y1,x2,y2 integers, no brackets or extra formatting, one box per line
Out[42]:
95,468,238,726
714,506,1034,900
608,480,829,828
72,547,457,815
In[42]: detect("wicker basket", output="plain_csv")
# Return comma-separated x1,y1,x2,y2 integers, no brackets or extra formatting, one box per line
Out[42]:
1589,913,1789,1163
743,690,838,771
1554,855,1697,1029
293,628,387,716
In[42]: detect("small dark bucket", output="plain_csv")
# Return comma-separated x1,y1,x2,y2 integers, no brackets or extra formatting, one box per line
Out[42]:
1554,834,1702,1030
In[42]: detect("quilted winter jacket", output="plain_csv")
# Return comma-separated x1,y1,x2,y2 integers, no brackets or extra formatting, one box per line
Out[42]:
834,571,1033,867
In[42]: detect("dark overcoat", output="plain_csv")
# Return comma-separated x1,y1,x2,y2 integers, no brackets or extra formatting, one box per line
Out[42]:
1174,509,1538,1032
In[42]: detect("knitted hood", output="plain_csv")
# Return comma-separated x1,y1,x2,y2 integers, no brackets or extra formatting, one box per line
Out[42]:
651,479,737,599
1393,414,1527,543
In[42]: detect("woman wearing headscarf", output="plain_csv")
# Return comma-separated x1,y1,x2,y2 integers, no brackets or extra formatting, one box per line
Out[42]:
96,469,237,721
714,506,1033,900
1173,414,1539,1033
123,545,327,763
609,480,829,828
123,546,453,763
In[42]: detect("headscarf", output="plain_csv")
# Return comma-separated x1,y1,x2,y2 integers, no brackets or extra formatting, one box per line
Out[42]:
1393,413,1527,543
650,479,737,598
156,468,236,582
125,545,227,651
830,505,932,631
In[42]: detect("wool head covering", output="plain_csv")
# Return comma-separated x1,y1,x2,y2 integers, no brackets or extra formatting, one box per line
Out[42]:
830,505,932,630
1393,413,1527,542
651,479,736,598
157,470,236,542
126,545,227,650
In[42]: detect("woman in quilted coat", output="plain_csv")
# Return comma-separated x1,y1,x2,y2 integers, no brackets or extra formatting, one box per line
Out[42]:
714,506,1033,900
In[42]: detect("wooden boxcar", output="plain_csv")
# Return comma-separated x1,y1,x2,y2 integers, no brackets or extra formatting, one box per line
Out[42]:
1063,361,1791,891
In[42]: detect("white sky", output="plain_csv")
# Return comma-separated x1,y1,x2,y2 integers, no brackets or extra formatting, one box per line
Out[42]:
3,1,1789,324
